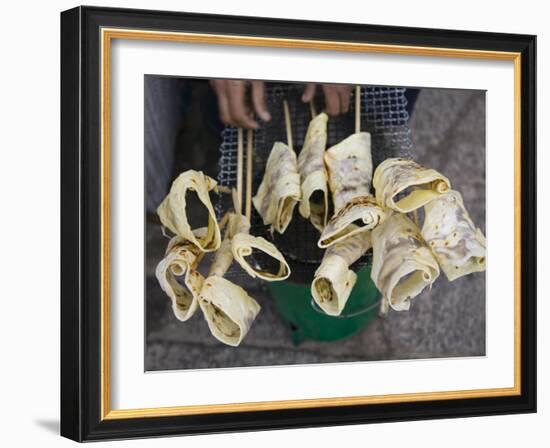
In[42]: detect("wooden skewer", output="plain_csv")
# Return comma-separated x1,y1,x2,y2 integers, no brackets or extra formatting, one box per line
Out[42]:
412,208,420,227
218,211,230,232
283,99,293,152
379,297,389,316
309,100,317,119
245,129,254,220
231,188,242,217
355,85,361,133
236,127,244,214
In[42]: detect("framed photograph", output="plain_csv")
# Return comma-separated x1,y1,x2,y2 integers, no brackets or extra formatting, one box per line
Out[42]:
60,6,536,441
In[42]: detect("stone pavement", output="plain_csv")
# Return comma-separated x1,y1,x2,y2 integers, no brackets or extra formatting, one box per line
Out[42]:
145,87,486,371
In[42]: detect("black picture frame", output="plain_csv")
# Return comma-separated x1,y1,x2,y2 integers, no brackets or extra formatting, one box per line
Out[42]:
61,5,536,442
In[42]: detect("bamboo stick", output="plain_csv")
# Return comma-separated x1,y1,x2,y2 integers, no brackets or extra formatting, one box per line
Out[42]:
355,85,361,133
309,100,316,119
283,99,293,152
236,127,243,214
231,188,242,218
412,208,420,227
218,211,230,231
245,129,253,220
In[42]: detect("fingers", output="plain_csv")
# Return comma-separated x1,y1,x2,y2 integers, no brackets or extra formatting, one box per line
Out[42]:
339,85,352,114
211,79,355,126
226,81,259,129
322,84,353,116
322,84,341,116
301,83,317,103
251,81,271,122
210,80,231,125
210,79,259,129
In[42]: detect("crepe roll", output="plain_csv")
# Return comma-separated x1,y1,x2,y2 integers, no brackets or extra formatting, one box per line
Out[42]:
199,213,261,346
371,213,440,311
207,213,246,278
421,190,486,281
373,158,451,213
155,234,205,322
297,113,329,232
253,142,301,233
318,196,386,248
325,132,373,211
216,211,290,281
157,170,221,252
199,276,261,347
232,233,291,281
319,132,385,247
312,228,371,316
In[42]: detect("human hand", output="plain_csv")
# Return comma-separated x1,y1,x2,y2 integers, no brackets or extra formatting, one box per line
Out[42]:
209,79,271,129
302,83,353,116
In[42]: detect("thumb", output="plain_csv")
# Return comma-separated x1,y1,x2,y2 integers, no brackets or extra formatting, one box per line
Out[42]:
251,81,271,122
301,83,316,102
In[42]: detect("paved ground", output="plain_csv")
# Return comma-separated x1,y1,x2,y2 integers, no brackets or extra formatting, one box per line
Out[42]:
145,87,486,371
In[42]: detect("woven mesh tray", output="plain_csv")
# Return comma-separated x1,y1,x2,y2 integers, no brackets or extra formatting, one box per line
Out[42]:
216,83,412,284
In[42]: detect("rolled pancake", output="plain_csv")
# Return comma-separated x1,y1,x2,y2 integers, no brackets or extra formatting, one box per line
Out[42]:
318,132,385,248
157,170,221,252
312,227,371,316
325,132,372,210
199,276,261,347
199,213,261,346
297,113,329,232
155,232,206,322
231,217,291,281
373,158,451,213
318,196,385,248
208,213,248,277
371,213,439,311
252,142,301,233
421,189,486,281
216,212,291,281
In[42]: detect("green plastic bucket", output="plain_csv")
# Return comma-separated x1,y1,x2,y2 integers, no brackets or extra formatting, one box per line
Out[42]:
268,264,380,344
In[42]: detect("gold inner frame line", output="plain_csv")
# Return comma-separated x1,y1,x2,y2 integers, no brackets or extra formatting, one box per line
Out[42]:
100,27,522,421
